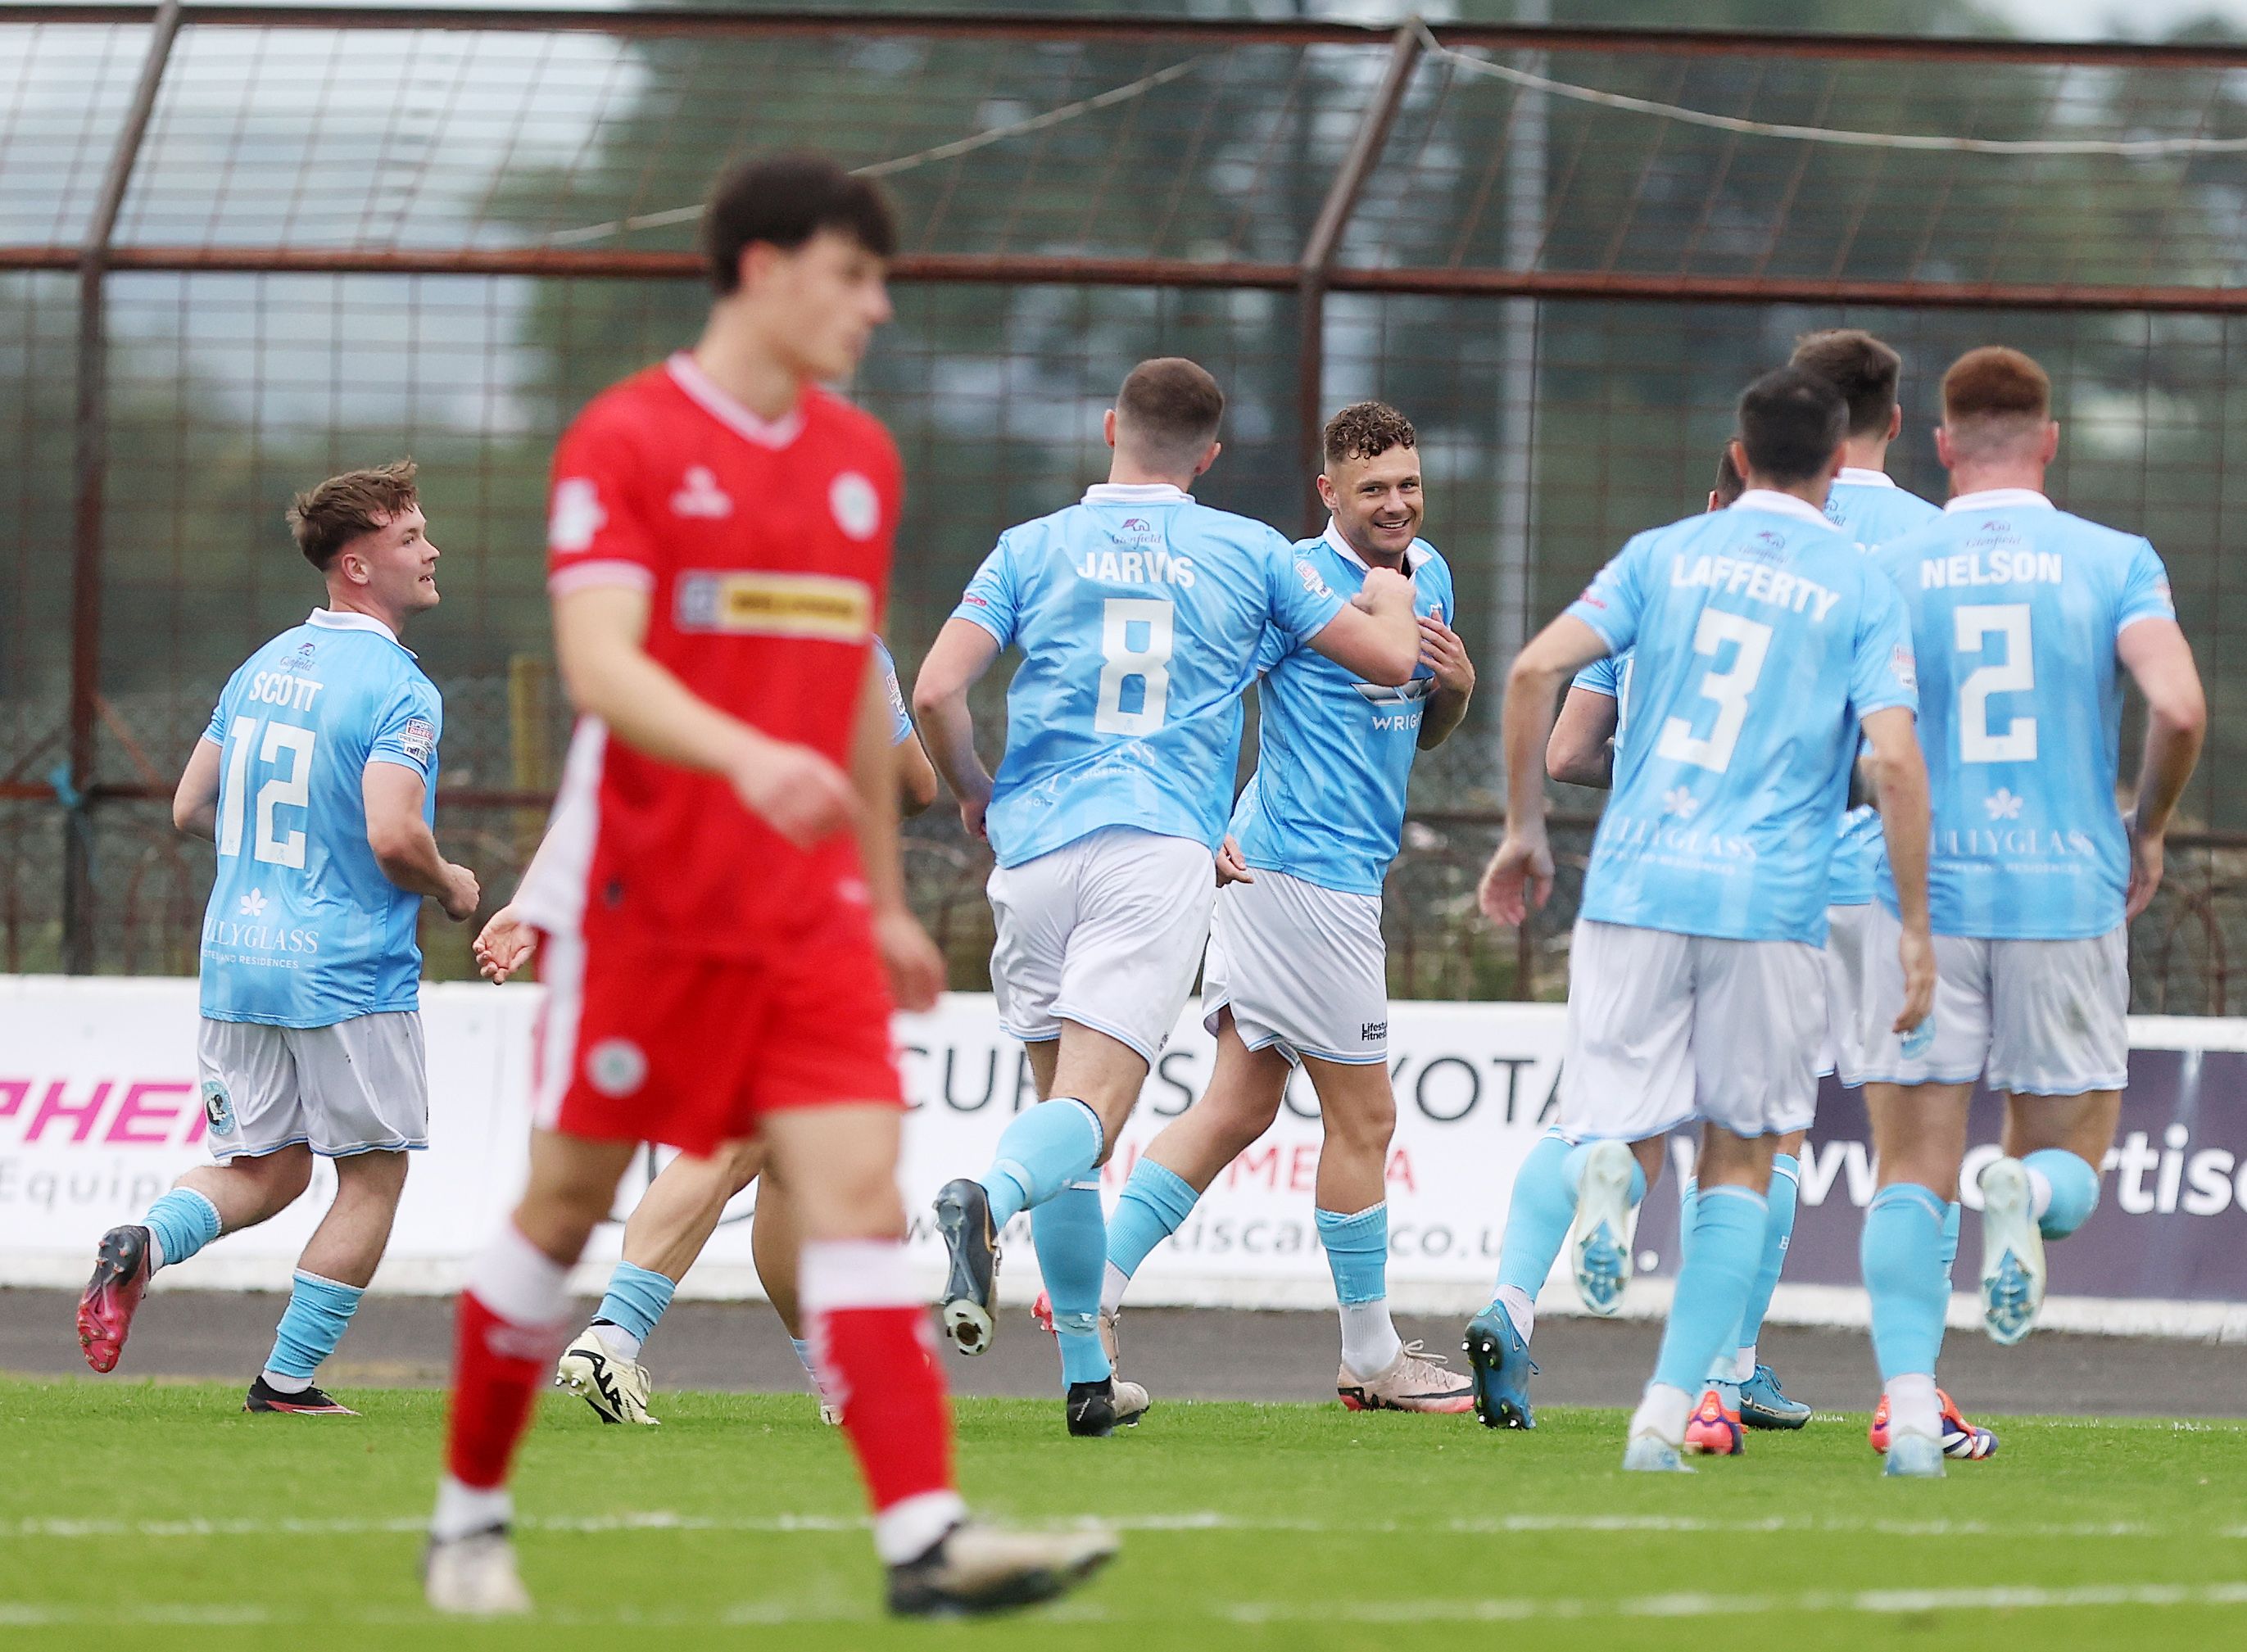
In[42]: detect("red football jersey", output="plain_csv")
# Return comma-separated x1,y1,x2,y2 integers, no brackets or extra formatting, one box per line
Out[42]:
534,352,903,954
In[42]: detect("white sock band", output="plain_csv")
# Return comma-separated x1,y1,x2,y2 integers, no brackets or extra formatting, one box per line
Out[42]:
467,1223,569,1328
799,1239,916,1314
873,1489,969,1567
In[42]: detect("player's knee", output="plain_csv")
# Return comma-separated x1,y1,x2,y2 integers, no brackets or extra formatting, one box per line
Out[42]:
1322,1086,1396,1156
714,1139,764,1196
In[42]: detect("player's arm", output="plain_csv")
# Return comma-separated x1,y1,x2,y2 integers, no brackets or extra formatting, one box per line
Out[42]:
2118,617,2208,918
364,763,479,920
910,618,1004,841
1546,686,1618,789
1416,605,1475,750
1307,566,1420,686
850,648,944,1012
894,725,941,817
172,736,223,840
1860,706,1935,1032
553,584,857,849
1478,614,1611,924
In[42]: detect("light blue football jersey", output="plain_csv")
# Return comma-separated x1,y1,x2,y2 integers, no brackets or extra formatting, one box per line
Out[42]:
954,482,1348,868
1571,650,1633,749
872,636,913,745
1872,490,2175,939
1568,491,1919,944
198,610,442,1027
1823,472,1944,905
1230,523,1456,896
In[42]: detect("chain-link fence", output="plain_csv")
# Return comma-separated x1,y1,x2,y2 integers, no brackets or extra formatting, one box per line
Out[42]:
7,5,2247,1006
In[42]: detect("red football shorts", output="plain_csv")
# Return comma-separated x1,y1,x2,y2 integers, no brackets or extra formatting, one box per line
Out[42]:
532,910,904,1157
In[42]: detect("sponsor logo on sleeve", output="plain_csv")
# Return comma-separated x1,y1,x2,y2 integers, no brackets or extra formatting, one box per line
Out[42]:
1294,559,1334,600
1890,645,1918,691
399,717,437,763
549,477,606,554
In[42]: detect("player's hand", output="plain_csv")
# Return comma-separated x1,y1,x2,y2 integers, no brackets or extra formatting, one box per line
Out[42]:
1216,835,1256,885
1418,605,1475,695
1892,921,1937,1035
1353,565,1412,613
958,793,990,844
727,735,860,849
2125,814,2166,920
1478,833,1553,926
439,862,482,923
473,904,537,983
875,905,945,1013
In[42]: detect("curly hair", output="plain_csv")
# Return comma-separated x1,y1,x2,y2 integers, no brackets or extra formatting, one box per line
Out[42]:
1322,401,1416,470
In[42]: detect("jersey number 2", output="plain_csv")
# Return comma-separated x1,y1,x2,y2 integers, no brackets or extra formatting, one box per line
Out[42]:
1955,603,2036,763
216,717,315,868
1094,597,1174,735
1656,609,1773,773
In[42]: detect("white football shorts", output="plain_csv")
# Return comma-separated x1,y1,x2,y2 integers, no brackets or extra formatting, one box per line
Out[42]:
1559,919,1826,1142
1820,901,1879,1082
1202,867,1388,1066
197,1012,428,1161
986,826,1215,1065
1841,904,2128,1096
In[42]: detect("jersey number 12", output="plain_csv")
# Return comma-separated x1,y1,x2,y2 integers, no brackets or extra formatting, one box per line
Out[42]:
216,716,316,868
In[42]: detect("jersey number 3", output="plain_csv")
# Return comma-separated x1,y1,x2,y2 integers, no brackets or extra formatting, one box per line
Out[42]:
1094,597,1174,735
1656,609,1773,773
216,716,316,868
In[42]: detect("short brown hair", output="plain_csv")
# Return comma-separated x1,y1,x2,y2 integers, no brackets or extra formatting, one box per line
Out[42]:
703,152,896,295
1791,328,1903,438
1322,401,1416,470
1115,358,1224,469
1942,346,2051,460
287,460,419,572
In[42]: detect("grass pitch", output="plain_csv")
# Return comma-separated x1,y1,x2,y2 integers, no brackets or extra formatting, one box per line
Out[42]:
2,1378,2242,1650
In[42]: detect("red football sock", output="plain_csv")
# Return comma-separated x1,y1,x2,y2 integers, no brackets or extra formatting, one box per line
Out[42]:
443,1224,571,1492
803,1241,957,1521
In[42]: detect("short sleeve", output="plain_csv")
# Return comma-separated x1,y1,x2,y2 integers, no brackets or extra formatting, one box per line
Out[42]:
204,663,247,744
1573,655,1620,698
368,674,443,782
2118,538,2177,635
1265,535,1350,643
953,535,1019,648
1848,572,1919,722
546,405,661,599
872,637,913,745
1565,536,1647,656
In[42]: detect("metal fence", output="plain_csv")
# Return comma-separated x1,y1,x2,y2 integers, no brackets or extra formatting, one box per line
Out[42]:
7,4,2247,1007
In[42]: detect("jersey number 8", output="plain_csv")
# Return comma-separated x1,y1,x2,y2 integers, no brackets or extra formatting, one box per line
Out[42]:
216,716,316,868
1094,597,1174,736
1656,609,1773,774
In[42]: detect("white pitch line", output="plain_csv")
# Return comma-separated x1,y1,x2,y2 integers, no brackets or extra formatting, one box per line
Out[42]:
0,1511,2190,1541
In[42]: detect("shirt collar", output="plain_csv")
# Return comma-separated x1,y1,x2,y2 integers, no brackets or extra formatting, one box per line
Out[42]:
307,608,410,654
666,352,805,450
1836,466,1896,490
1321,518,1429,576
1730,488,1842,530
1946,487,2054,514
1082,482,1189,505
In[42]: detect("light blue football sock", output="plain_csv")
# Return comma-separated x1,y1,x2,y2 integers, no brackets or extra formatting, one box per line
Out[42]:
982,1098,1105,1229
1677,1178,1698,1270
1107,1159,1202,1282
1733,1153,1799,1353
595,1260,677,1346
142,1188,221,1274
1032,1180,1111,1385
1651,1185,1765,1396
1935,1200,1962,1359
262,1270,365,1385
1860,1183,1950,1383
2024,1147,2101,1238
1316,1204,1389,1305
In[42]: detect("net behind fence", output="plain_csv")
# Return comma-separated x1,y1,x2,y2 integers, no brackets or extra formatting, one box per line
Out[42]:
5,6,2247,1007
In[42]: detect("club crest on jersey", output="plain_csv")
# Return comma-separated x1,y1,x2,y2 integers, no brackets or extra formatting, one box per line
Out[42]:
586,1038,649,1098
676,570,872,641
669,465,733,519
549,477,606,553
830,471,881,541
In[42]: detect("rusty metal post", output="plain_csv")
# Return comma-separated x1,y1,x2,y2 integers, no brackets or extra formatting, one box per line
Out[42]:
62,0,182,972
1293,22,1421,534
